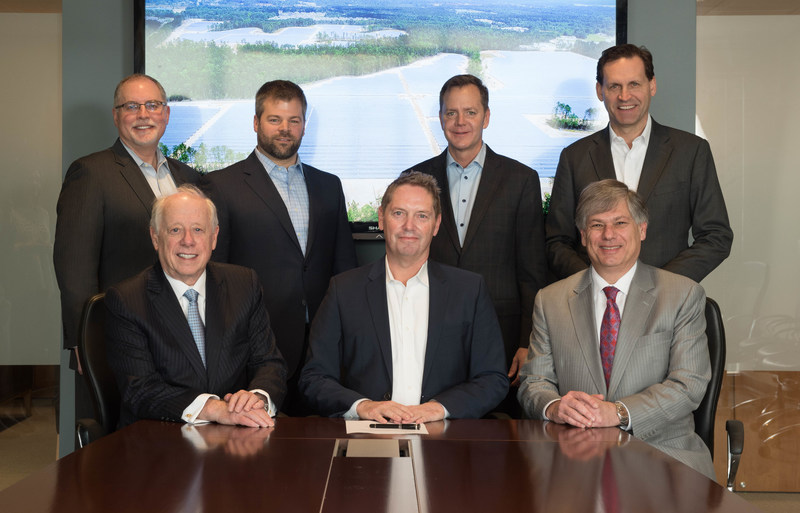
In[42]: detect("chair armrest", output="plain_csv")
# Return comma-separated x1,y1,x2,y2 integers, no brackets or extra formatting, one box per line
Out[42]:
76,417,108,448
725,419,744,491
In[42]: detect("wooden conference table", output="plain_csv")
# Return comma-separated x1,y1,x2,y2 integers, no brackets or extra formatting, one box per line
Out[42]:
0,418,761,513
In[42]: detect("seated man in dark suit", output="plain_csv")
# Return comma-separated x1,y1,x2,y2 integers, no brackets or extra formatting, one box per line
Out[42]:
300,172,508,422
518,179,714,477
106,185,287,428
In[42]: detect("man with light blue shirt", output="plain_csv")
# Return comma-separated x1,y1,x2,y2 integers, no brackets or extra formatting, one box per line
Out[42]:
55,74,200,433
546,44,732,283
409,75,548,401
204,80,357,416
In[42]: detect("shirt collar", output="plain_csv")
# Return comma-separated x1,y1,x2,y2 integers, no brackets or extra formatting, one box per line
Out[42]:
120,140,167,171
609,115,653,148
255,147,304,178
446,143,487,171
163,269,208,301
385,259,430,288
590,261,638,297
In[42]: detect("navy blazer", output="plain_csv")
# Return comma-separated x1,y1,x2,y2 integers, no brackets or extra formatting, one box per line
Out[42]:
54,138,200,350
409,146,548,365
299,258,509,419
204,151,357,378
105,262,288,427
546,120,733,282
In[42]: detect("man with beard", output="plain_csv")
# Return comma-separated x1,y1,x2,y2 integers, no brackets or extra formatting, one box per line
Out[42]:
204,80,356,415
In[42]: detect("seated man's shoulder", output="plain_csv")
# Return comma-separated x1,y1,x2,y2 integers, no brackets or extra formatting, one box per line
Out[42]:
430,261,485,289
207,261,259,284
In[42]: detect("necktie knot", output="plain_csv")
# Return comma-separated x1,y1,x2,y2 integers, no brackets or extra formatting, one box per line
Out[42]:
184,288,199,303
603,286,620,303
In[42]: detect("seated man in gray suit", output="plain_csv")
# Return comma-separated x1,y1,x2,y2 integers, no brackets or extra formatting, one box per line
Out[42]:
106,185,287,428
518,179,714,478
300,172,508,422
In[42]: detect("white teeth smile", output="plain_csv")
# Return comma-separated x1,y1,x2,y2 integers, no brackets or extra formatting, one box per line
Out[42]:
178,254,197,259
619,105,635,110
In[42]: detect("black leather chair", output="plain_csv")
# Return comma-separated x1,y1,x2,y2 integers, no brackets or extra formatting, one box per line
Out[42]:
694,297,744,491
76,293,120,447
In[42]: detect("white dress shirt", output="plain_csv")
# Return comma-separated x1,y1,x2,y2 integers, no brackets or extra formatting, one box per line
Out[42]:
609,115,652,192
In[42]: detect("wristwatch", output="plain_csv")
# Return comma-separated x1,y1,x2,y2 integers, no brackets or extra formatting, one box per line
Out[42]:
615,401,629,427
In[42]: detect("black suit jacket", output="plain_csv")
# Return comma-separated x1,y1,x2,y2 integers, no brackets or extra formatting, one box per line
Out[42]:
203,151,357,377
546,120,733,282
105,262,288,428
409,146,548,364
299,258,509,418
54,139,200,350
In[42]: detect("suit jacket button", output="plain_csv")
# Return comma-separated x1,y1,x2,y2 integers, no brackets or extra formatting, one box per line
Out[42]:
383,392,391,401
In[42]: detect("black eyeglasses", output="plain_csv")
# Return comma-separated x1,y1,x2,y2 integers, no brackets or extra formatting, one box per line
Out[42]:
114,101,167,113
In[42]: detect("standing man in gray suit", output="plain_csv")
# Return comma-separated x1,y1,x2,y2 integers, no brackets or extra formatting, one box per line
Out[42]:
409,75,548,403
55,74,200,425
546,44,732,283
518,179,714,478
204,80,357,415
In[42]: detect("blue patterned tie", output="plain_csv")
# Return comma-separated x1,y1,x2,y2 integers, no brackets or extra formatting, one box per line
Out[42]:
184,289,206,367
600,286,621,388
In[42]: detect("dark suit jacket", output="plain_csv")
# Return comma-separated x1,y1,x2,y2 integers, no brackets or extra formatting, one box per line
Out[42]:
546,120,733,283
105,262,288,428
409,146,548,365
54,138,200,350
203,152,357,378
517,263,714,477
299,258,509,418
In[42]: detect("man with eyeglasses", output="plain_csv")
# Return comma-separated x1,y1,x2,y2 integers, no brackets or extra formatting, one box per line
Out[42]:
54,74,200,434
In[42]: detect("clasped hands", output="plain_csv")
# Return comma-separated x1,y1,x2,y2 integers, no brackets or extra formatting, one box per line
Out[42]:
199,390,273,428
546,391,619,429
356,399,445,424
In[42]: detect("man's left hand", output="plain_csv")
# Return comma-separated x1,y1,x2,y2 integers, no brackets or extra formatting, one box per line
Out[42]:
404,402,446,423
223,390,265,414
508,347,529,386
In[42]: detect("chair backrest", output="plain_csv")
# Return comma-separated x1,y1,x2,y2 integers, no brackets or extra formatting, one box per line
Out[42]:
77,293,120,438
694,297,726,456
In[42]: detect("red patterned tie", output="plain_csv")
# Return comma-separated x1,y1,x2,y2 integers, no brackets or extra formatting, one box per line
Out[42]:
600,286,621,388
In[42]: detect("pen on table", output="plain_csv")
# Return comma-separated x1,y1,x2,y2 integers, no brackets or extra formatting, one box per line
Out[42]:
369,423,420,430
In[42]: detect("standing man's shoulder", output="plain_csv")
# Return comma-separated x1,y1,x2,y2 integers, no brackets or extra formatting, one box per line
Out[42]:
483,145,539,178
406,150,448,174
651,119,711,151
560,127,608,159
166,156,201,184
204,153,256,183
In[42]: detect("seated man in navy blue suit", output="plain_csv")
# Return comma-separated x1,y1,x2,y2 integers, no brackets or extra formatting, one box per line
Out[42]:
299,172,508,422
106,185,287,428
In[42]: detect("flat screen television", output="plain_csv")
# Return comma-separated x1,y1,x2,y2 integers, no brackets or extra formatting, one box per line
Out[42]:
135,0,626,230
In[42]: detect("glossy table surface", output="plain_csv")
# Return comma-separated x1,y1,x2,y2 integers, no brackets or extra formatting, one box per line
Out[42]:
0,418,762,513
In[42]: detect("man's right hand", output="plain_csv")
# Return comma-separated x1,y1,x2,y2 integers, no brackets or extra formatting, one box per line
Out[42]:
546,391,617,428
356,400,414,423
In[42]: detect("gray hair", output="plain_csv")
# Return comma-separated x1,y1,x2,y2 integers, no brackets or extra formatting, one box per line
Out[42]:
150,184,218,233
114,74,168,106
575,179,648,231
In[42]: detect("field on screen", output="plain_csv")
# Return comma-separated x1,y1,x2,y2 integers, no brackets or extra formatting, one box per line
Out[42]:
145,0,615,217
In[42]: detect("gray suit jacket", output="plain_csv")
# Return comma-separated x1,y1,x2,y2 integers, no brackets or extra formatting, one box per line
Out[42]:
410,146,548,365
54,139,200,351
106,262,288,428
517,263,714,477
546,120,733,283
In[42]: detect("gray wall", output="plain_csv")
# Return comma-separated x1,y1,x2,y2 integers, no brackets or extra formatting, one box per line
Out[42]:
59,0,698,454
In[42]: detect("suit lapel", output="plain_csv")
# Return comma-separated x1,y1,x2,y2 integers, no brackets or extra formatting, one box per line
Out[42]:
112,139,156,215
203,263,227,389
568,272,606,394
429,152,462,253
304,166,322,258
242,151,304,254
461,146,503,252
607,264,656,397
146,267,207,379
421,262,446,389
588,127,617,181
366,260,394,382
636,120,672,203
